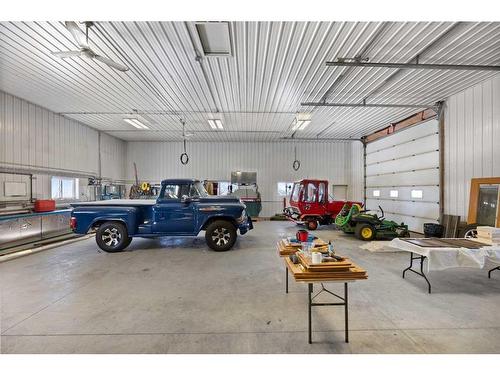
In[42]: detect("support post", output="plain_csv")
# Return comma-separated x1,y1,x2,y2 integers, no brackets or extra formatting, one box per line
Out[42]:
344,282,349,343
308,283,313,344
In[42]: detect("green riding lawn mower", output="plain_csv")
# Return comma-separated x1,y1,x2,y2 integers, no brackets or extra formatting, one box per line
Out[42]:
335,203,410,241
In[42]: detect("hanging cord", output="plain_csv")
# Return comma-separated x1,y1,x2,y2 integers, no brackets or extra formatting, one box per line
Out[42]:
293,145,301,171
180,119,189,165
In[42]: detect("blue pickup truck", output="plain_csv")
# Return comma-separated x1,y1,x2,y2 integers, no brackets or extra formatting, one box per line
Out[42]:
70,179,253,252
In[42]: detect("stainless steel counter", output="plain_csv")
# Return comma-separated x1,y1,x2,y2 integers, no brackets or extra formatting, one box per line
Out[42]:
0,210,72,251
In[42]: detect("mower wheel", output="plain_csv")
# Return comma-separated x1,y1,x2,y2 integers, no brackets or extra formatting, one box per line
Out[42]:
355,223,376,241
306,220,318,231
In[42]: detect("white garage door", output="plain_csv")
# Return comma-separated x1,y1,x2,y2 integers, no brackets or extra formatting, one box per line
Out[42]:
365,119,440,233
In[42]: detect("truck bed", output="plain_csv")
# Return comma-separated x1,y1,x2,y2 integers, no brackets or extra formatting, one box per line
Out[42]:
71,199,156,207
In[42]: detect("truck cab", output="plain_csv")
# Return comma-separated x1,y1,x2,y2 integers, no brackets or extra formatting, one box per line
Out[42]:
284,179,362,230
71,179,253,252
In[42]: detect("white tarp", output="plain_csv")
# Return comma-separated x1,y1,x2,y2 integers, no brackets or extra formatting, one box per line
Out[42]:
389,238,500,271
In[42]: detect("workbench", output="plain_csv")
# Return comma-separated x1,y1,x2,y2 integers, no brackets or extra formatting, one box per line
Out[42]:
390,238,500,293
277,239,367,344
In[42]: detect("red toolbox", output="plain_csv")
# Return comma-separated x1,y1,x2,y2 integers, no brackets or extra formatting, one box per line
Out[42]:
34,199,56,212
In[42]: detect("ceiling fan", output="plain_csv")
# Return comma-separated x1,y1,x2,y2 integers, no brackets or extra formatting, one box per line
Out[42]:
52,21,129,72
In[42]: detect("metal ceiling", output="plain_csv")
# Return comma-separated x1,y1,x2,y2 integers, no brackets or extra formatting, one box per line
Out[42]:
0,21,499,142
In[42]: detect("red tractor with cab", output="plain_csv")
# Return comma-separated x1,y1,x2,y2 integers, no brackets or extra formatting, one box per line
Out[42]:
284,179,363,230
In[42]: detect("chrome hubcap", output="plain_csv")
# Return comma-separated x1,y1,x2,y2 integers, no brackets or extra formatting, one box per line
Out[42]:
212,227,231,247
102,227,122,247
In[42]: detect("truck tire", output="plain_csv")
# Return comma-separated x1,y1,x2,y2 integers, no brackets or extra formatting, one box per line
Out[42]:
205,220,237,251
96,222,132,253
355,223,376,241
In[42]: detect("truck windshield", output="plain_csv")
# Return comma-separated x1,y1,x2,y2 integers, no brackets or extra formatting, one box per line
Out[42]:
191,182,209,197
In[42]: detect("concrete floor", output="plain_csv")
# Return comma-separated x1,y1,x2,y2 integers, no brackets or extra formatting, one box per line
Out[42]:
1,221,500,354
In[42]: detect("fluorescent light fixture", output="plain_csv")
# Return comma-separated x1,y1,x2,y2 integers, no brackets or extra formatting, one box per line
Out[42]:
195,22,233,56
124,118,149,129
208,119,223,130
292,113,312,131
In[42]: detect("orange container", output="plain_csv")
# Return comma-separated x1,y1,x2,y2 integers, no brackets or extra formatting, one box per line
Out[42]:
34,199,56,212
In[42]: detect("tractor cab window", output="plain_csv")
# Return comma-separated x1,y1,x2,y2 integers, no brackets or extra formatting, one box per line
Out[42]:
318,182,326,203
291,183,302,202
303,182,317,203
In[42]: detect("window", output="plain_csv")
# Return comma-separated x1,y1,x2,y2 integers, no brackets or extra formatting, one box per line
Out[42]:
163,184,180,199
390,190,399,198
291,183,302,202
51,176,79,200
190,182,209,197
304,182,317,203
218,181,231,195
277,182,293,197
372,190,380,197
318,182,326,203
411,189,423,199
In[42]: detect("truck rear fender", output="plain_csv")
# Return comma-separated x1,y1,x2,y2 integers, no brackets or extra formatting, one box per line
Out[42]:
73,206,140,234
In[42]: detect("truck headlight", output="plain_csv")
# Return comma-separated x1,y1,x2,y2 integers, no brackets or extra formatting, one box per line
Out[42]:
237,210,247,223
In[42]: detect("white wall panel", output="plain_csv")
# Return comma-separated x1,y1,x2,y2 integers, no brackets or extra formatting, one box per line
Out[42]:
0,91,126,200
347,141,365,202
444,75,500,220
126,141,364,217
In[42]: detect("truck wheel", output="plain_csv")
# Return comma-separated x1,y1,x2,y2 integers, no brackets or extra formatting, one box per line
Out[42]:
355,223,376,241
96,222,132,253
462,223,478,239
205,220,237,251
306,220,318,231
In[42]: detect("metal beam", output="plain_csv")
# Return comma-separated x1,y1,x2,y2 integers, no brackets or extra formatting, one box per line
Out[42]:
301,102,433,109
326,61,500,71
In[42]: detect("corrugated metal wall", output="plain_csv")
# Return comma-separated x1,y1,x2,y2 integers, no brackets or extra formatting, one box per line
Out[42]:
126,141,364,216
444,74,500,220
0,91,126,200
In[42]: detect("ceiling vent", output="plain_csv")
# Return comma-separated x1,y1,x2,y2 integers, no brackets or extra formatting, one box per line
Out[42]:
195,22,233,57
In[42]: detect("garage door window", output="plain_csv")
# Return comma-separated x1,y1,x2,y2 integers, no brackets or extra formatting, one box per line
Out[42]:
390,190,399,198
372,190,380,197
411,189,423,199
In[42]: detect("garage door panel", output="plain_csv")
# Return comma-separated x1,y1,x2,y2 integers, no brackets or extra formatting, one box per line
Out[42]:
367,151,439,175
366,186,439,202
365,118,439,232
366,168,439,187
366,119,438,153
366,199,439,220
366,134,438,164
